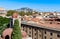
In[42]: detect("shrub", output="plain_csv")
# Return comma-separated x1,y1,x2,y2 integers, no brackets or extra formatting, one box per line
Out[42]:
12,19,22,39
0,16,10,35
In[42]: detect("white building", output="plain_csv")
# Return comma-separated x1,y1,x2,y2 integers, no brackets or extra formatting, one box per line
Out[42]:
56,13,60,18
0,7,7,17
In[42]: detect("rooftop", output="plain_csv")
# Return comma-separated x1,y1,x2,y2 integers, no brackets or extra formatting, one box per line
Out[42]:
21,16,60,32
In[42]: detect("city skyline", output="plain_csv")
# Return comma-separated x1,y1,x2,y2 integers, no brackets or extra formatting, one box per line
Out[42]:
0,0,60,12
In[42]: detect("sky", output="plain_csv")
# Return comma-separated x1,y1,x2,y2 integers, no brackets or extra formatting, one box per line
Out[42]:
0,0,60,12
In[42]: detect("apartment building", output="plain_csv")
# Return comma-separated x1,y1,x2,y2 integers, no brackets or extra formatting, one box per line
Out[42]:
21,16,60,39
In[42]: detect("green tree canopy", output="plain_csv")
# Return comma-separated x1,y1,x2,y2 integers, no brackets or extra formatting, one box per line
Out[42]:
0,16,10,35
6,10,17,16
18,11,32,16
18,11,25,16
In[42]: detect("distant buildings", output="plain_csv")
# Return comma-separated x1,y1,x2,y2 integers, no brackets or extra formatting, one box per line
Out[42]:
0,7,7,17
21,14,60,39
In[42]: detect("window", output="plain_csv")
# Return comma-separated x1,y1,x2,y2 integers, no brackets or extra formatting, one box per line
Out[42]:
57,34,60,38
29,31,31,34
50,33,53,36
39,29,41,32
29,35,31,37
50,22,52,24
39,34,41,37
26,30,27,32
50,38,52,39
44,36,46,39
45,31,46,34
29,27,31,29
34,38,36,39
35,33,36,36
35,29,36,31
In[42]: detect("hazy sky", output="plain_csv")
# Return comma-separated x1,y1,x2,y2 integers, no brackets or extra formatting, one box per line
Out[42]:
0,0,60,12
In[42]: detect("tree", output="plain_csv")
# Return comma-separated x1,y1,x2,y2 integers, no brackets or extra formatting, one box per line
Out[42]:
6,10,17,16
19,11,25,16
18,11,33,16
0,16,10,35
26,11,32,16
12,19,22,39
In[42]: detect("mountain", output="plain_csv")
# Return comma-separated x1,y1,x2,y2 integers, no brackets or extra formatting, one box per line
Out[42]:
15,7,34,12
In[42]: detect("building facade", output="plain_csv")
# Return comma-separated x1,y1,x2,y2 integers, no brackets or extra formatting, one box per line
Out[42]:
0,7,7,17
21,21,60,39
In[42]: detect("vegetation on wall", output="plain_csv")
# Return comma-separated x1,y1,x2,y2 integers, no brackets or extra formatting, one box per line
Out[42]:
0,16,10,35
12,19,22,39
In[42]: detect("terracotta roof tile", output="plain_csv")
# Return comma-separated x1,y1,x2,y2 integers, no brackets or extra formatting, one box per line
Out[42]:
23,17,60,30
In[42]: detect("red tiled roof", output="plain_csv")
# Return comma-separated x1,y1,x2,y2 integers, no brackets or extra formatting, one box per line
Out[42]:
37,21,60,29
31,18,40,22
23,17,60,30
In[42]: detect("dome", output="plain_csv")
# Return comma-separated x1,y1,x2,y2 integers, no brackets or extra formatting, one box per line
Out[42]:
0,7,5,10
